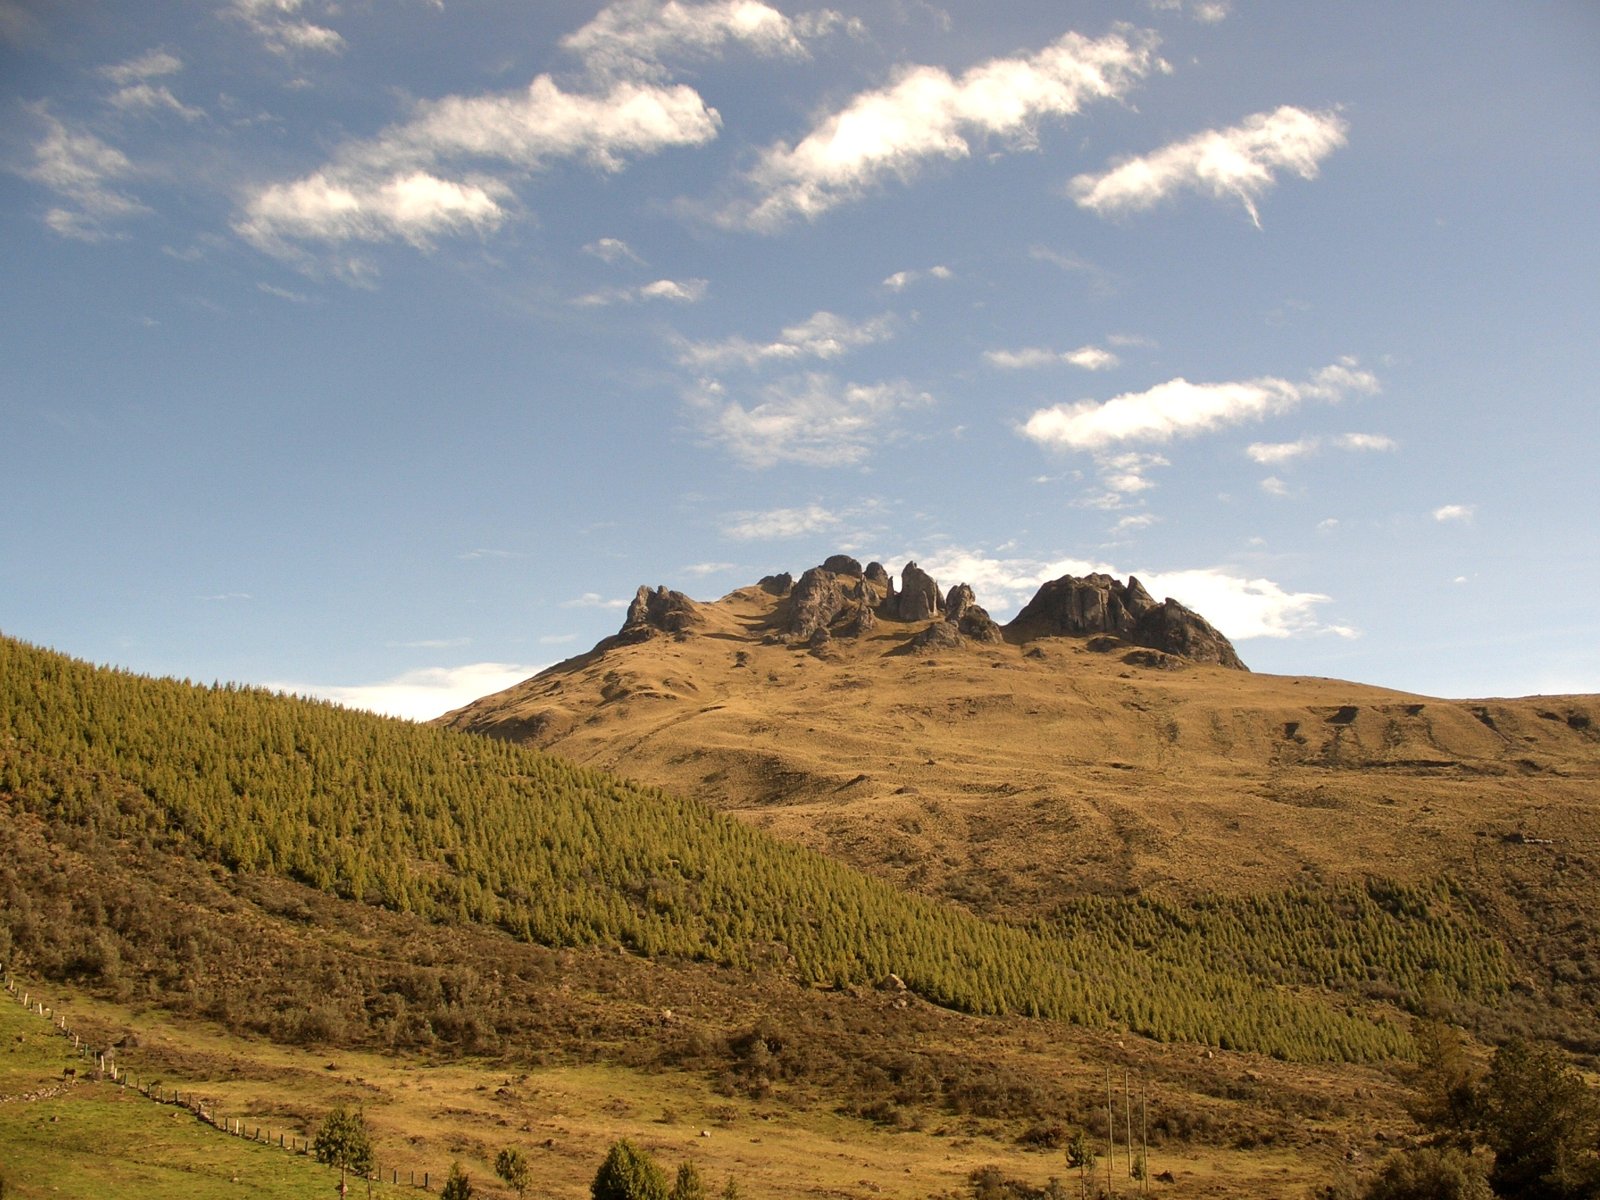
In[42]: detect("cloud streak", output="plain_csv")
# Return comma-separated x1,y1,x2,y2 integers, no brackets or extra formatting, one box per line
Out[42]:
689,373,932,467
271,661,543,722
677,310,895,369
564,0,859,79
986,345,1119,371
1020,359,1378,452
722,503,841,540
238,76,720,251
724,27,1161,229
24,107,148,240
1070,105,1348,225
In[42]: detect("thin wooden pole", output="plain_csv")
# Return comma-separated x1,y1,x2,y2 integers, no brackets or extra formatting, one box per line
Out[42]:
1125,1068,1134,1180
1106,1065,1117,1197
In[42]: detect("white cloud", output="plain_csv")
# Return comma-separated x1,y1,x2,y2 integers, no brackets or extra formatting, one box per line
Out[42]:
725,27,1161,229
1070,105,1348,226
1111,513,1157,534
229,0,345,56
458,547,520,560
913,547,1336,639
563,592,631,609
1020,359,1378,452
576,277,709,306
722,503,841,540
100,49,183,84
258,282,313,303
681,561,736,576
1246,437,1317,465
238,76,720,251
1259,476,1289,496
986,344,1119,371
882,264,954,291
237,170,508,248
387,636,471,649
584,236,644,264
1334,432,1396,453
24,107,148,240
1148,0,1231,21
199,592,252,602
1098,450,1168,495
271,661,543,722
690,373,932,467
563,0,859,79
678,310,895,369
1317,518,1340,531
1248,431,1396,464
1433,504,1475,523
108,83,204,120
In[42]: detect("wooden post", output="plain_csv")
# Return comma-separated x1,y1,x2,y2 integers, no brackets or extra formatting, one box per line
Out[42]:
1141,1084,1149,1197
1125,1069,1133,1181
1106,1066,1116,1198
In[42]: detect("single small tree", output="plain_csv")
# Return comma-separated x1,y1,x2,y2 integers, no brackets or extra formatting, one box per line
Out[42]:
592,1139,670,1200
441,1161,474,1200
671,1161,708,1200
720,1178,740,1200
496,1147,532,1200
1065,1129,1096,1198
312,1105,374,1199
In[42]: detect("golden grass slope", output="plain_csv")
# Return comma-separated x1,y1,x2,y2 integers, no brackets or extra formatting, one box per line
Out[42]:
440,583,1600,914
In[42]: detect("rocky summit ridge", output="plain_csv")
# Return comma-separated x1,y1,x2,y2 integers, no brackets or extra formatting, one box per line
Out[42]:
616,555,1246,670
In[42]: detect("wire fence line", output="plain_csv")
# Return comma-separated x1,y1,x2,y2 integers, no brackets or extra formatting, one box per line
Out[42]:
1,966,446,1192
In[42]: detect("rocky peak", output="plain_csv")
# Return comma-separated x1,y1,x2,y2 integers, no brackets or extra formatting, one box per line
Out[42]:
893,561,943,622
1006,573,1246,670
619,585,703,643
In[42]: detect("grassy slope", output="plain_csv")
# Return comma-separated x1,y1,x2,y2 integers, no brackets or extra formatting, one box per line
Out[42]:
440,584,1600,1053
0,995,412,1199
0,632,1437,1062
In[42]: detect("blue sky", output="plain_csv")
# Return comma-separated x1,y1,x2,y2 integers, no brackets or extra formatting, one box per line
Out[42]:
3,0,1597,719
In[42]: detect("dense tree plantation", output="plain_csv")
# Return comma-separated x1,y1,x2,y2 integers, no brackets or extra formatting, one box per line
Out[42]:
0,634,1512,1063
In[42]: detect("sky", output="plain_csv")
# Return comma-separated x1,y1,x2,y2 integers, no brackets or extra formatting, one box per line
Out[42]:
2,1,1598,720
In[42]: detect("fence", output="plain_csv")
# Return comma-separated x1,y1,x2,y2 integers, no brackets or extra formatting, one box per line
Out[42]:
1,965,445,1192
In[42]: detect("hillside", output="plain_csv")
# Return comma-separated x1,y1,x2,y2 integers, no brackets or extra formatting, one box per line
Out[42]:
0,628,1478,1198
439,559,1600,1055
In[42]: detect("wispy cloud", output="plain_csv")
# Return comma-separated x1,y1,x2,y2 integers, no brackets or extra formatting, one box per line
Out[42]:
23,107,149,241
563,592,631,609
229,0,345,56
1020,359,1378,452
108,82,204,120
458,547,521,560
985,345,1119,371
680,561,736,576
677,310,895,369
100,49,183,84
576,277,708,306
882,264,953,291
270,660,543,722
237,76,720,252
199,591,252,602
386,637,471,649
689,372,932,467
912,546,1341,638
1432,503,1475,523
1246,431,1396,464
722,27,1161,230
1148,0,1231,22
564,0,860,79
584,236,644,264
1070,105,1348,226
722,503,841,540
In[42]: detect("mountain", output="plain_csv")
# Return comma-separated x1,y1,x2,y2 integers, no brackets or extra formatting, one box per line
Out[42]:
440,557,1600,1054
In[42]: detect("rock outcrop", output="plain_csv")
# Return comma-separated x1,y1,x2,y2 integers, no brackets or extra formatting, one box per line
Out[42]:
1006,573,1246,669
893,562,943,622
785,566,852,642
822,554,863,577
943,583,1003,644
620,586,703,642
758,572,794,597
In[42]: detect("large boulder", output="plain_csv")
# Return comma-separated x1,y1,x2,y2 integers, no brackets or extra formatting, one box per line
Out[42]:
822,554,863,577
894,562,943,622
785,567,851,641
1007,573,1246,669
619,586,702,642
